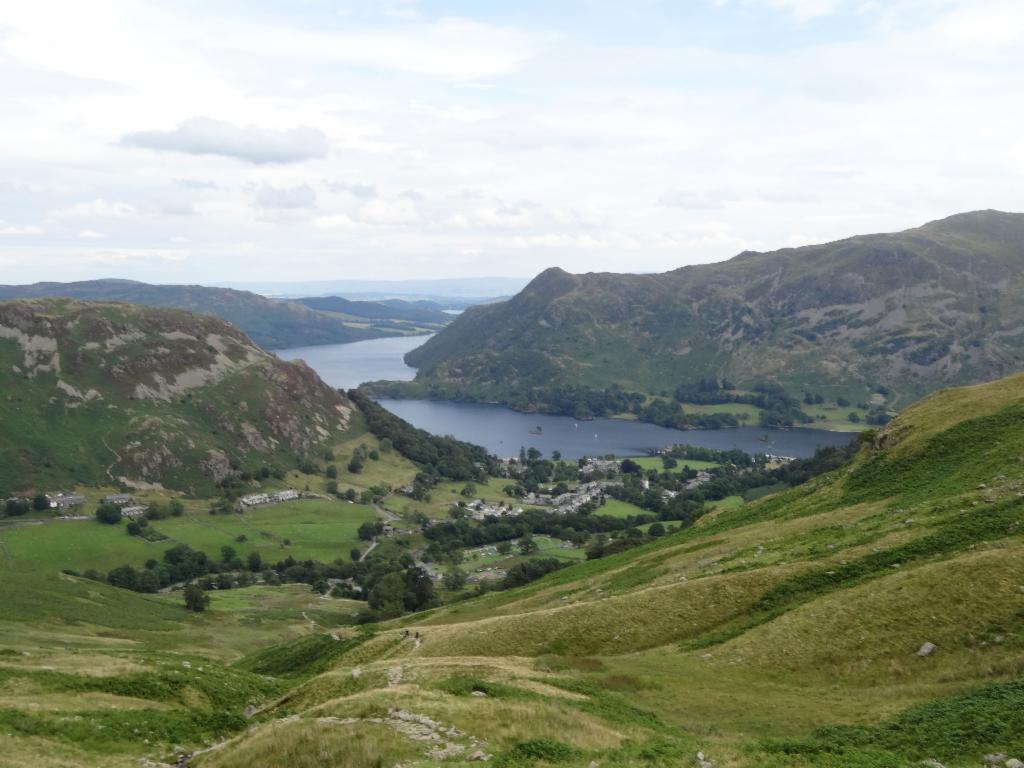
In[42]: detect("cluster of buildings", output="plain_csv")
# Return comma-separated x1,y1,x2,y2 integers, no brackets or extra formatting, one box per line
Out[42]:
460,499,524,521
521,480,620,515
101,493,147,518
685,470,714,490
579,458,621,476
238,489,301,509
46,492,86,509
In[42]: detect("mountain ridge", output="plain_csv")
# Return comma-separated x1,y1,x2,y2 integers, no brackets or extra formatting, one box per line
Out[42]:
404,210,1024,410
0,279,408,350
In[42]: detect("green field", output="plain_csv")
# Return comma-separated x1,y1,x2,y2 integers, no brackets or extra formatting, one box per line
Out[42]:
461,535,587,568
0,498,376,576
595,498,648,519
629,455,719,471
157,499,376,564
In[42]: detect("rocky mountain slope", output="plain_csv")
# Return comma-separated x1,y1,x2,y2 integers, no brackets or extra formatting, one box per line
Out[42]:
198,368,1024,768
406,210,1024,409
0,279,405,350
0,299,353,495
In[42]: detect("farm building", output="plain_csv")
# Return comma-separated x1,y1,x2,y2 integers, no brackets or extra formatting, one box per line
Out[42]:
238,489,301,509
101,494,135,506
46,492,86,509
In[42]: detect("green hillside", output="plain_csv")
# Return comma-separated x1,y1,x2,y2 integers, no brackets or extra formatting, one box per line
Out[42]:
0,299,353,495
3,331,1024,767
401,210,1024,414
0,279,427,349
195,371,1024,768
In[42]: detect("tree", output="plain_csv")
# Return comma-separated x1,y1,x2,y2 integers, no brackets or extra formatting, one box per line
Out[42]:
107,564,139,590
460,483,477,497
4,498,30,517
368,572,406,614
518,534,538,555
326,480,338,495
95,504,122,525
620,459,641,474
169,499,185,517
220,545,237,563
247,551,263,572
496,540,513,555
648,522,666,537
325,464,338,479
348,456,364,474
358,521,383,541
184,583,210,613
350,547,363,562
32,494,50,511
551,450,562,462
443,568,467,591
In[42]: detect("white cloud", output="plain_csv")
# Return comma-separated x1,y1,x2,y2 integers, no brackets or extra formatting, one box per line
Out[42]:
0,0,1021,283
0,223,43,236
254,184,317,209
77,230,105,239
52,199,137,219
122,118,329,164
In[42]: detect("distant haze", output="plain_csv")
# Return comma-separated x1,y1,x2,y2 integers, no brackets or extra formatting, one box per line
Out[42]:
217,277,529,300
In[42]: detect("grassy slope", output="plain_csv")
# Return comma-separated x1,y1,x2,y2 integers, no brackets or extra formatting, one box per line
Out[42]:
199,371,1024,767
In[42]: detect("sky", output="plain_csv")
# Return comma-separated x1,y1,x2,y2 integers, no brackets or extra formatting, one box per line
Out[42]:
1,0,1022,285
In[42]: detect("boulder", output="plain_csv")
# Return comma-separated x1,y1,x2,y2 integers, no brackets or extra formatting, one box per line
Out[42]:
1005,759,1023,768
916,641,937,657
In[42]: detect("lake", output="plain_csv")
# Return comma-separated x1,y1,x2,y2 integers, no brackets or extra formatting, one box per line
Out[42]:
276,337,856,460
378,399,854,460
276,335,428,391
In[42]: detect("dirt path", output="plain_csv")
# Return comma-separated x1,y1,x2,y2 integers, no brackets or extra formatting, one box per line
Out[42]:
359,539,379,562
374,503,400,523
101,432,122,484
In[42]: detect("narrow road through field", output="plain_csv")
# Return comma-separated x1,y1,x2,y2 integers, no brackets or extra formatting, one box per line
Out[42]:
373,503,399,522
358,539,378,562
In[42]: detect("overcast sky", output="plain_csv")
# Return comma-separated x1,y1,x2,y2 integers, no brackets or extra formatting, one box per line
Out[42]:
1,0,1022,285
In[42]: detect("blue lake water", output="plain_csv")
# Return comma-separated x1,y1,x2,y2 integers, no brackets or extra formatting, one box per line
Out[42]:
276,337,856,460
378,399,854,460
276,335,430,391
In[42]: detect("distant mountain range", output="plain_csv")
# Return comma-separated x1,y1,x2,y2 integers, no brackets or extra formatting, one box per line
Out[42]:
293,295,453,325
0,279,451,350
403,210,1024,411
0,299,353,495
214,276,529,301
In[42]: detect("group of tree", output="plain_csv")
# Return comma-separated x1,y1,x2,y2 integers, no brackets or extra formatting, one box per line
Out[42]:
420,505,635,565
349,389,500,483
2,496,45,517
